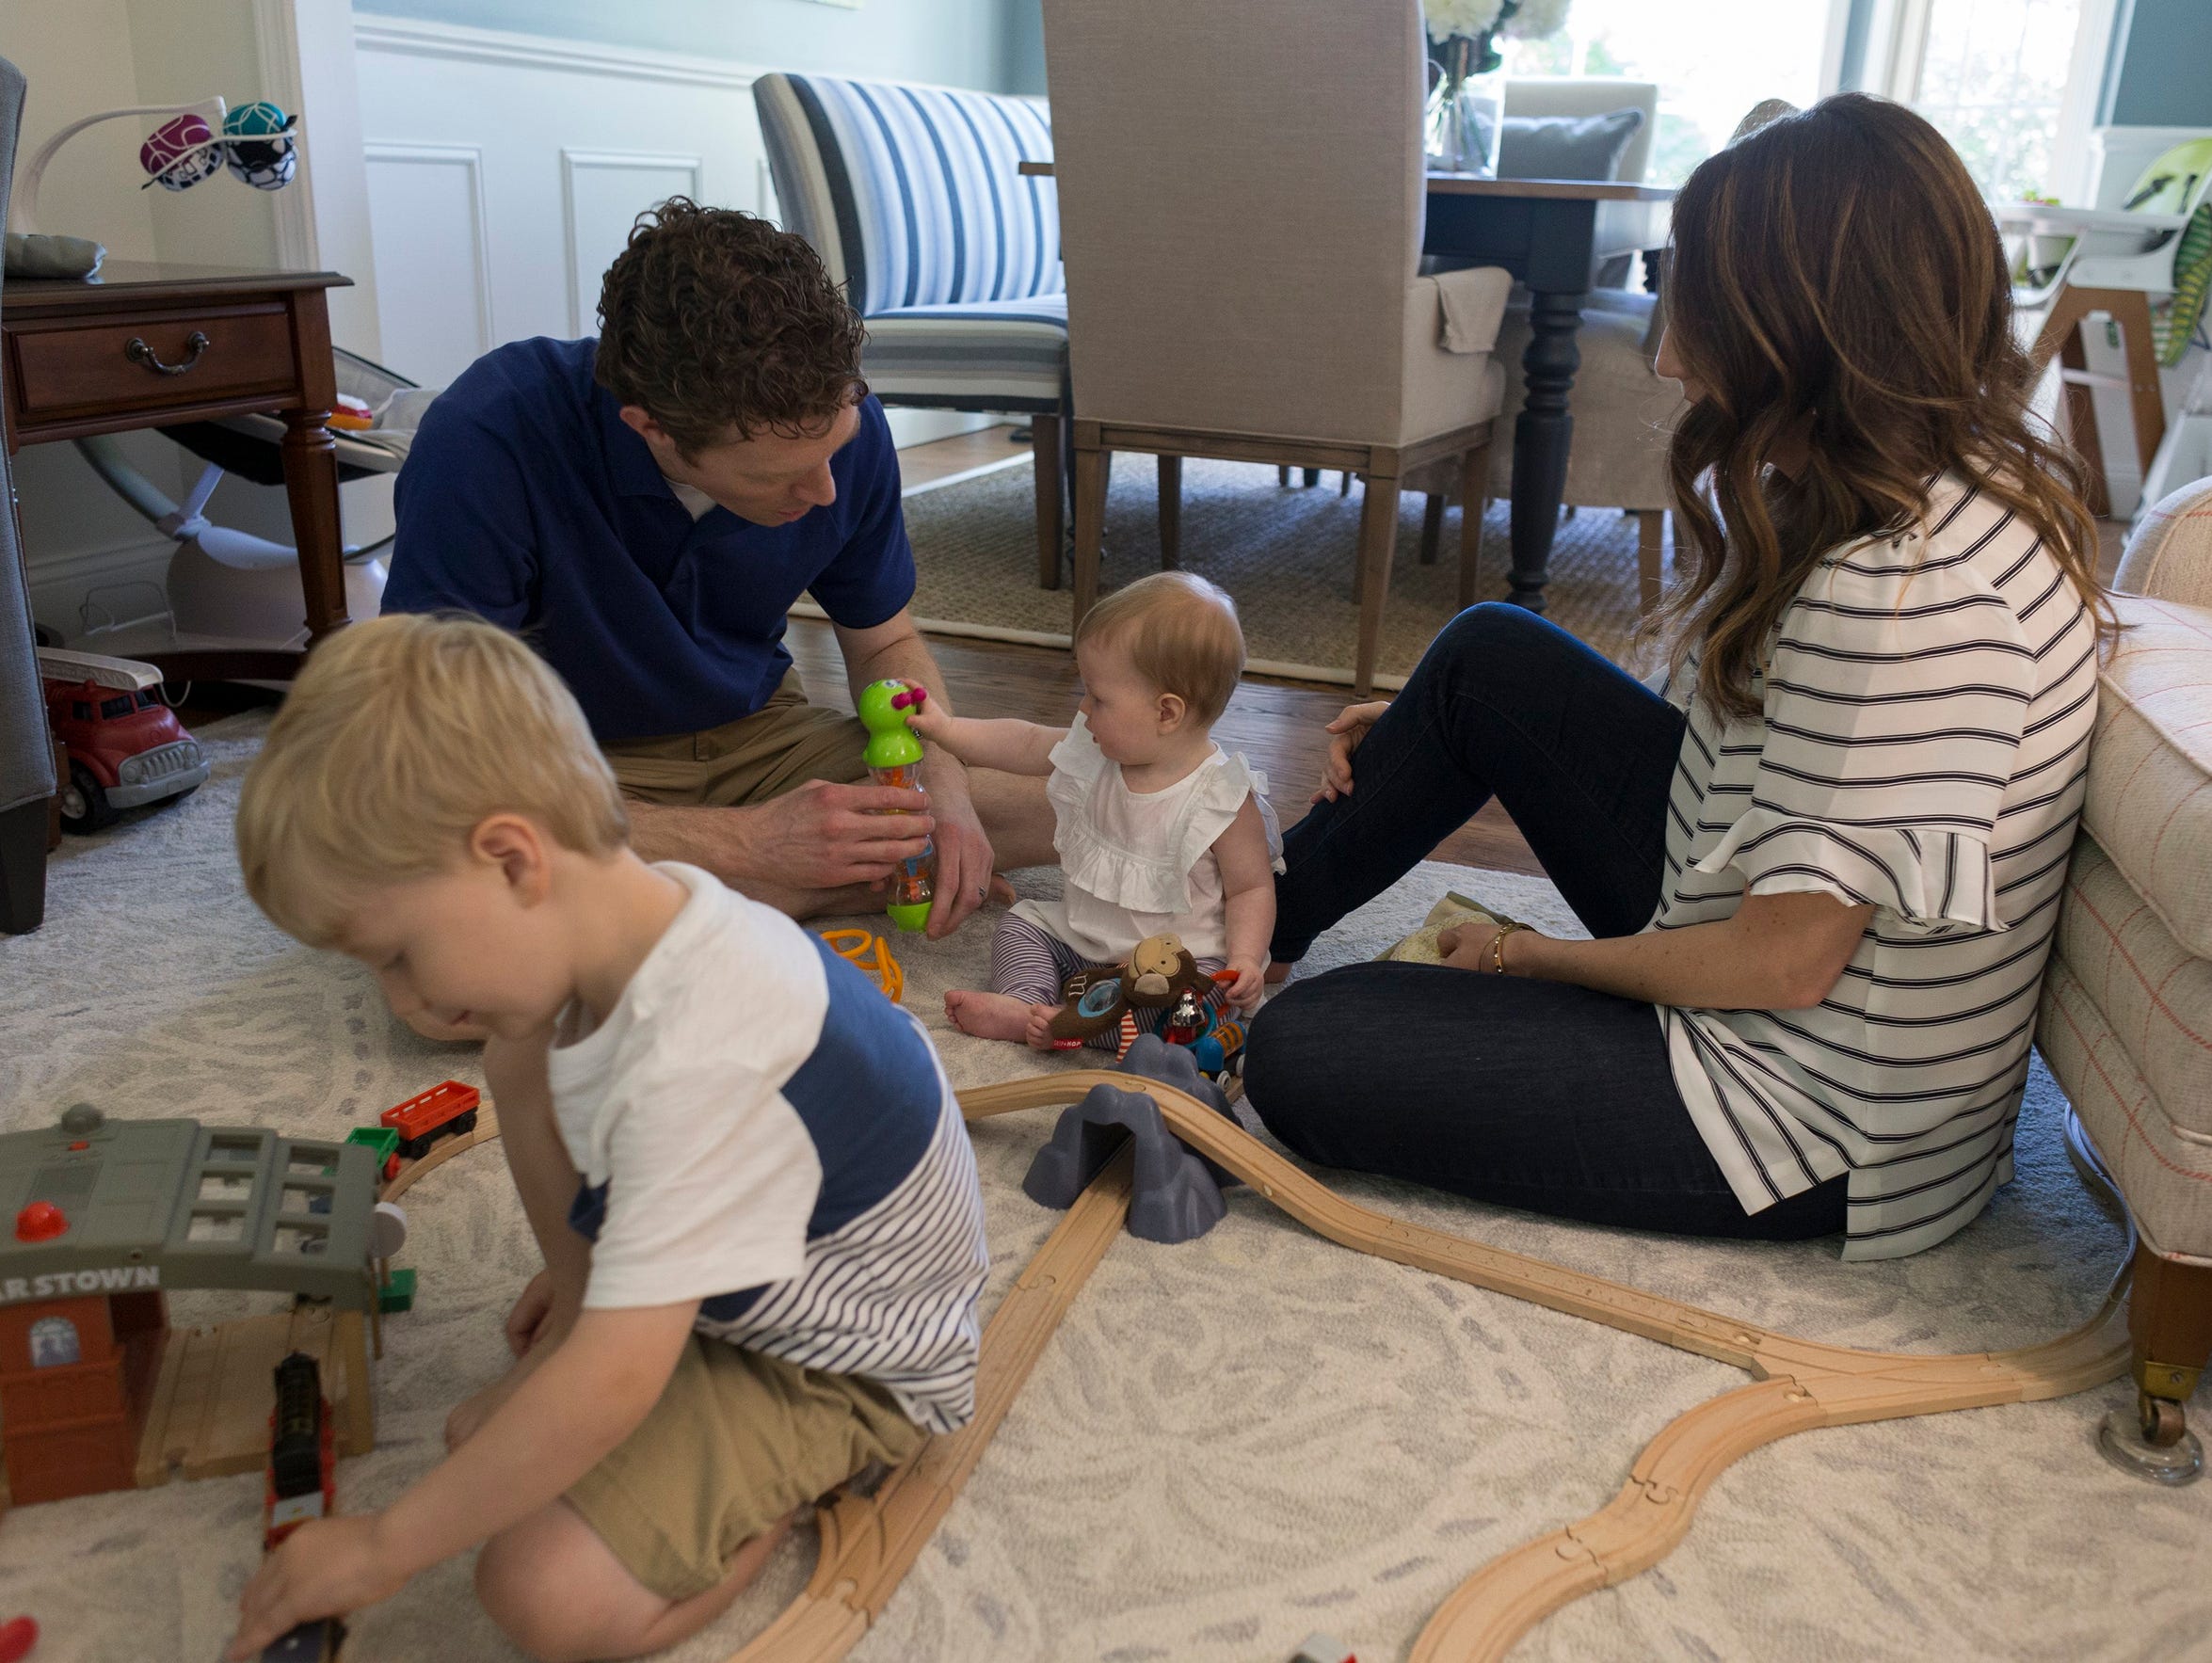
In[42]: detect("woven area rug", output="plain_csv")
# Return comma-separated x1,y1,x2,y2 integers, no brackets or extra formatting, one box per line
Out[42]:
888,456,1659,685
3,716,2205,1663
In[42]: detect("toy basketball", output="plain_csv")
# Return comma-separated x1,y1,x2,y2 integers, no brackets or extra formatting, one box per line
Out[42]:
222,101,297,190
138,114,221,192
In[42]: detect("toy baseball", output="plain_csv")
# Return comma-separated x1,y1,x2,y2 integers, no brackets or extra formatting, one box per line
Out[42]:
221,101,298,190
858,680,938,933
138,114,223,192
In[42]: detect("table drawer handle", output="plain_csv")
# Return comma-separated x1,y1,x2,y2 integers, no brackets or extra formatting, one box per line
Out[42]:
124,331,212,376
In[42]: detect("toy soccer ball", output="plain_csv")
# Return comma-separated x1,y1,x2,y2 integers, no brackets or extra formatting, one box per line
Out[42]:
222,101,297,191
139,114,222,192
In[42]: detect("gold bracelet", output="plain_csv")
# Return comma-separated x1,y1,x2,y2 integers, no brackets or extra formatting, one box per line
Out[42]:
1489,919,1529,974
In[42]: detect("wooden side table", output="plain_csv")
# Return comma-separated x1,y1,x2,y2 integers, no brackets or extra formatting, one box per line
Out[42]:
3,260,354,683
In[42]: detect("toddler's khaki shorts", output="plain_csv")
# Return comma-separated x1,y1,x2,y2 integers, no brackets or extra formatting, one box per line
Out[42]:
568,1335,926,1601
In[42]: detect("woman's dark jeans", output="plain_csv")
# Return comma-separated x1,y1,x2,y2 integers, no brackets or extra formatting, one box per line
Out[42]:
1246,604,1846,1240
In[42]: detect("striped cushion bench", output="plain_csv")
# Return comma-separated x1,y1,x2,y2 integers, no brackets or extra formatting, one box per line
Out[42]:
862,294,1068,410
754,72,1061,313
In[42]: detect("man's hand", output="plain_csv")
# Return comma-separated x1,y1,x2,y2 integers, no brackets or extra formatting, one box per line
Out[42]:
1314,700,1391,803
745,777,937,888
922,768,996,939
227,1515,405,1660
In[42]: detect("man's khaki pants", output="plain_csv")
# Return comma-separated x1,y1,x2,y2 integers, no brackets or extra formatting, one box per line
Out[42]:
600,670,872,807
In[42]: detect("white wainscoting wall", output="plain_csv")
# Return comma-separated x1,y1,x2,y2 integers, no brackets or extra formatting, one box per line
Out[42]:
352,14,993,448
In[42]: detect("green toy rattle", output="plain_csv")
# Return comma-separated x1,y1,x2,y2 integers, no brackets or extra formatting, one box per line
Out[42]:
858,679,936,933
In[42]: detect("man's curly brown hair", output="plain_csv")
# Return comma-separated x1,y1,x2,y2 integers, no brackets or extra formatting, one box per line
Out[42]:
593,198,869,456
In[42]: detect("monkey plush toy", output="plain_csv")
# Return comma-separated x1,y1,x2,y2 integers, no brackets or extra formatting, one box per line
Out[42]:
1047,933,1223,1049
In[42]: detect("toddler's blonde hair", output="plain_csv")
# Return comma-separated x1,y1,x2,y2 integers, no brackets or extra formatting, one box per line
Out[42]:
236,612,629,948
1074,571,1245,724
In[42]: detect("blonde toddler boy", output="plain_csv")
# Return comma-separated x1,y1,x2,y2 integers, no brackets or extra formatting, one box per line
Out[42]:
227,613,987,1661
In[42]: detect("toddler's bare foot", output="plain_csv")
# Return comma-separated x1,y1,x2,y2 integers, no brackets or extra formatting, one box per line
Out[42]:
945,988,1043,1043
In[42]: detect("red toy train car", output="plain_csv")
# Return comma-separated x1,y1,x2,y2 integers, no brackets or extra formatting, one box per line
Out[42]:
379,1081,480,1162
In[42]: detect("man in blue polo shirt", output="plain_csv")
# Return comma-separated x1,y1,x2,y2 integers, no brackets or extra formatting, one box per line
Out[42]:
383,200,1050,964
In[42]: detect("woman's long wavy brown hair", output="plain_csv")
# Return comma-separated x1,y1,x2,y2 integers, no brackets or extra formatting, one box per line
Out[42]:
1658,93,2111,717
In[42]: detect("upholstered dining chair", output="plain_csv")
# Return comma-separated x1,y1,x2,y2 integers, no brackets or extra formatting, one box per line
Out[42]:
753,74,1070,586
1042,0,1512,696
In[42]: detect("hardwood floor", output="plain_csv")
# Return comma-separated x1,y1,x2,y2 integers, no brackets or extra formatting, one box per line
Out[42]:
898,421,1034,487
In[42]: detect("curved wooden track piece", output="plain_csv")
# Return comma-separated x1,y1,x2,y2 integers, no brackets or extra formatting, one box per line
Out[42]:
960,1072,2132,1662
378,1107,503,1205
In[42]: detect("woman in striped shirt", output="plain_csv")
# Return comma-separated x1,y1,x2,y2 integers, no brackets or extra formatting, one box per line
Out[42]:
1243,94,2110,1259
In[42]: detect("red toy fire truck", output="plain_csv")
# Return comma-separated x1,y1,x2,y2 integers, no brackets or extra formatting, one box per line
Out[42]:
38,647,207,834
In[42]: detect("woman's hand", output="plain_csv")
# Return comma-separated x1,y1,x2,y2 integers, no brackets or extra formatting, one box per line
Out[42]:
1314,700,1391,803
1437,921,1528,974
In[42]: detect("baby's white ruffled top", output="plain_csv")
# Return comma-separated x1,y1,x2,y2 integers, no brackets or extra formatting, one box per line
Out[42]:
1010,712,1285,964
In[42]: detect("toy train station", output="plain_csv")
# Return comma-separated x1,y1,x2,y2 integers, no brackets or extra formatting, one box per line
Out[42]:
0,1104,380,1509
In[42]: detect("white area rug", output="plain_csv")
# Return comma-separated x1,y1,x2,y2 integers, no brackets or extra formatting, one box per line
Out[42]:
2,715,2206,1663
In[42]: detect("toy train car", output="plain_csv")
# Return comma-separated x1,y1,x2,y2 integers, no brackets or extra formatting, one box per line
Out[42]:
264,1351,334,1550
379,1080,480,1162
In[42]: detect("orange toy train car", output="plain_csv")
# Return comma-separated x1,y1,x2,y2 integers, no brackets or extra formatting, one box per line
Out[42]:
378,1081,480,1162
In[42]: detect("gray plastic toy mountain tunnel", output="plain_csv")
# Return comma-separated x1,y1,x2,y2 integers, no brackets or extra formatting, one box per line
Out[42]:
1021,1036,1243,1243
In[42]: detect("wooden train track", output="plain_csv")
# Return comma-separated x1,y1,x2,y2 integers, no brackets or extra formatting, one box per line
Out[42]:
956,1072,2132,1663
726,1145,1135,1661
385,1079,2129,1662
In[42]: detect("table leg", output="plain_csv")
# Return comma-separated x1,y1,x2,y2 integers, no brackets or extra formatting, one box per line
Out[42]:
1506,287,1586,613
281,408,350,643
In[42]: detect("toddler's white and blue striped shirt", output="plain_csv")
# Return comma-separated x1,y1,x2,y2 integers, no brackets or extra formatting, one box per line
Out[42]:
551,863,988,1432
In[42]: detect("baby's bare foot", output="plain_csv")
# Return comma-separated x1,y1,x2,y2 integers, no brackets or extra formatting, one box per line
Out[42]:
945,988,1043,1043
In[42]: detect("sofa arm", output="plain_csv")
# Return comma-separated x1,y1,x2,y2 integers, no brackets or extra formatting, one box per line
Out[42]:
2114,475,2212,606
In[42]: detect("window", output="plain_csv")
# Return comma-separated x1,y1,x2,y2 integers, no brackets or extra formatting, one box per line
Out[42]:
72,702,92,721
135,690,159,710
1909,0,2086,202
101,696,132,719
1496,0,1835,187
1847,0,2108,203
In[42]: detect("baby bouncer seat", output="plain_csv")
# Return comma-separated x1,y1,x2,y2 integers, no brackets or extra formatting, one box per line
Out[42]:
69,346,440,657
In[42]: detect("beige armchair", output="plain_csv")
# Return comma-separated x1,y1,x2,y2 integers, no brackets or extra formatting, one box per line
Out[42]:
2037,474,2212,1479
1041,0,1511,696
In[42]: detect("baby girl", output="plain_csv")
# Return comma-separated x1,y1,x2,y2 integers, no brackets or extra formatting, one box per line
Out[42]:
907,571,1281,1048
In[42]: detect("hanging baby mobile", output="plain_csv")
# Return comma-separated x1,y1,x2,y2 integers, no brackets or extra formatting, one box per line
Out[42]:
5,97,303,280
137,100,300,194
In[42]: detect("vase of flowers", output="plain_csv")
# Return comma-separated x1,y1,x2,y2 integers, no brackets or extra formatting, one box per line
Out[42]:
1422,0,1572,177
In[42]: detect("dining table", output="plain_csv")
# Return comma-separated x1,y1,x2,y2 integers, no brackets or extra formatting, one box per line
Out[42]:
1018,161,1675,612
